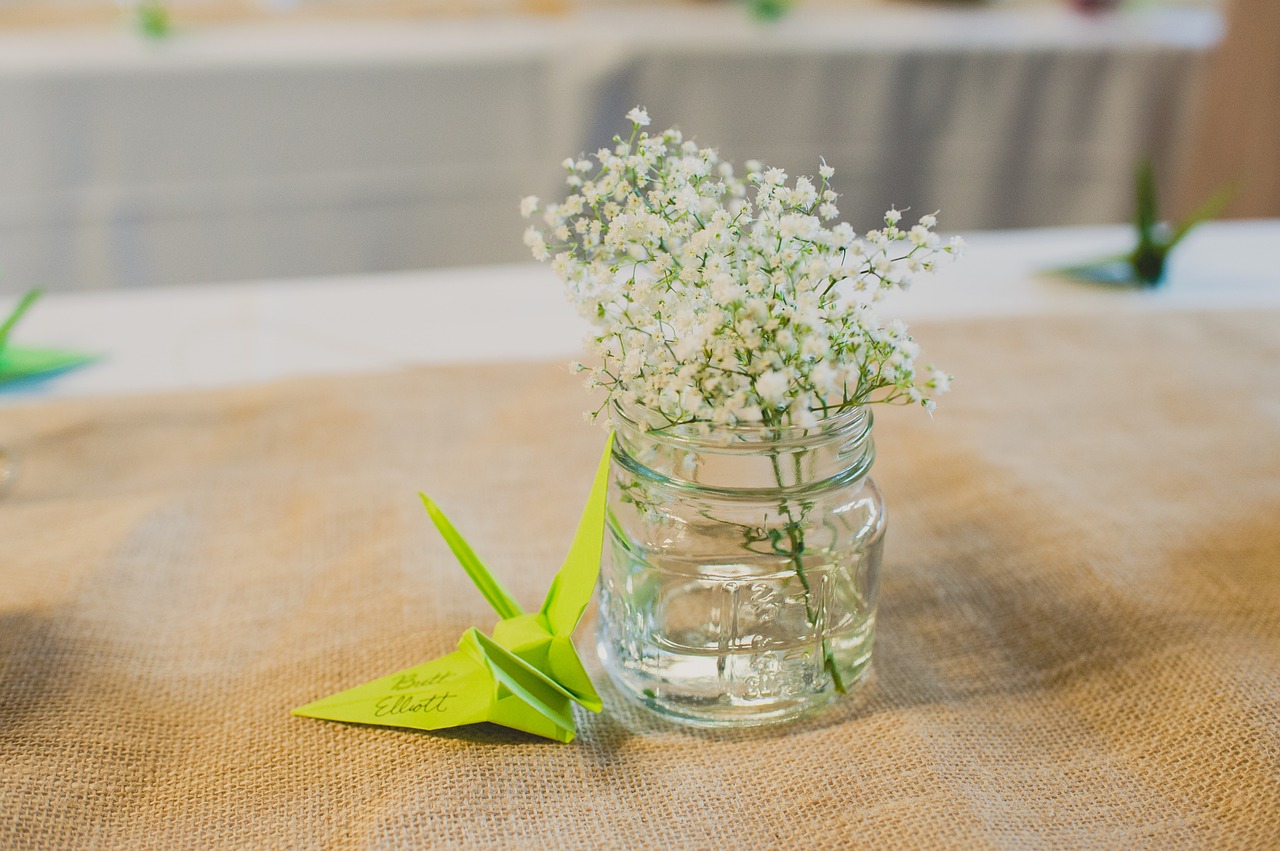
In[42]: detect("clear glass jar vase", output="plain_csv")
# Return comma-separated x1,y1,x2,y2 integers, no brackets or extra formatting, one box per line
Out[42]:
597,403,886,727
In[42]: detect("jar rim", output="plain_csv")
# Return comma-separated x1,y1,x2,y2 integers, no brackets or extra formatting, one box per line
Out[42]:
608,400,870,453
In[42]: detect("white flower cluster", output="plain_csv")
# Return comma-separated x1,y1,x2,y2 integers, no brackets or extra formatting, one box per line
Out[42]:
522,109,960,430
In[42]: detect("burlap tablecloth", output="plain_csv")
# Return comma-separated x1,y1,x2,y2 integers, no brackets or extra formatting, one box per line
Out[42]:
2,309,1277,848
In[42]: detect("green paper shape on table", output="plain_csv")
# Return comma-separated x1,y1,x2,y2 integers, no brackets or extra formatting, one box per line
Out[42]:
1053,160,1234,287
746,0,792,22
134,0,172,39
293,434,615,743
0,289,97,388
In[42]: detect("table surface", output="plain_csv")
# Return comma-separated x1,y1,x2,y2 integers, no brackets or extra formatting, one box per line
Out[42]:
2,222,1278,846
3,220,1277,404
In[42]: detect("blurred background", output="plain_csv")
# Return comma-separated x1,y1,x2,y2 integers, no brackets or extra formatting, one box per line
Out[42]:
0,0,1272,294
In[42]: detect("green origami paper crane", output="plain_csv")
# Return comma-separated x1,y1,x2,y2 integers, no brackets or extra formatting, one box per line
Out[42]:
0,289,97,387
293,434,614,743
1053,160,1234,287
134,1,173,40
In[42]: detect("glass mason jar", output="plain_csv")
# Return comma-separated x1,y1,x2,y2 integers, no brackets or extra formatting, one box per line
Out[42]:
597,403,886,727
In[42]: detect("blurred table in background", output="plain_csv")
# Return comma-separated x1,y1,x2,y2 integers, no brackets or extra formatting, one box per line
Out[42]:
0,3,1221,292
2,219,1275,403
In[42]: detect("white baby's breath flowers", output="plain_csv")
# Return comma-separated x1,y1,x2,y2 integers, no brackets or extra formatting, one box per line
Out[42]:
522,109,959,431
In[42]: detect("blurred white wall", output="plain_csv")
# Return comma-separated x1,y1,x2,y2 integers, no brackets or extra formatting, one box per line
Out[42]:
0,3,1222,292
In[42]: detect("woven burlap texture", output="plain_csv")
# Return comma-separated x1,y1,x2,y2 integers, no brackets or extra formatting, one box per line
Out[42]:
1,310,1277,849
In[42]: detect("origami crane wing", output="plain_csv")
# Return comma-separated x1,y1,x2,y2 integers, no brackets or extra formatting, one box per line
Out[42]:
419,494,523,621
292,435,614,742
541,432,615,637
471,630,579,742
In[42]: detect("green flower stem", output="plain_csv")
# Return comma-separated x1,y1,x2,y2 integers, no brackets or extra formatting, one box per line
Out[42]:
769,451,846,694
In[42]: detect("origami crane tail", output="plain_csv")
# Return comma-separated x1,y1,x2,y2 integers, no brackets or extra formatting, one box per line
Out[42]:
290,648,493,731
540,433,615,636
420,494,523,620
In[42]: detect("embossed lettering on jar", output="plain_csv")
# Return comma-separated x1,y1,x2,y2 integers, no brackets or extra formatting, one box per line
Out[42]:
597,404,885,727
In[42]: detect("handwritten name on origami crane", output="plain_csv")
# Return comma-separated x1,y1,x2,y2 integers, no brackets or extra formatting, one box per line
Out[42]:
374,692,460,718
390,671,454,691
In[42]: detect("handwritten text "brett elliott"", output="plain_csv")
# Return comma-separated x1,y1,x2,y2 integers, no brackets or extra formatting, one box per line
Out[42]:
391,671,454,691
374,692,459,717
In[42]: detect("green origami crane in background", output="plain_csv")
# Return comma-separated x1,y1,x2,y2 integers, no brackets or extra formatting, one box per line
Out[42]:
294,434,614,743
0,289,97,387
134,0,172,39
1055,160,1235,287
